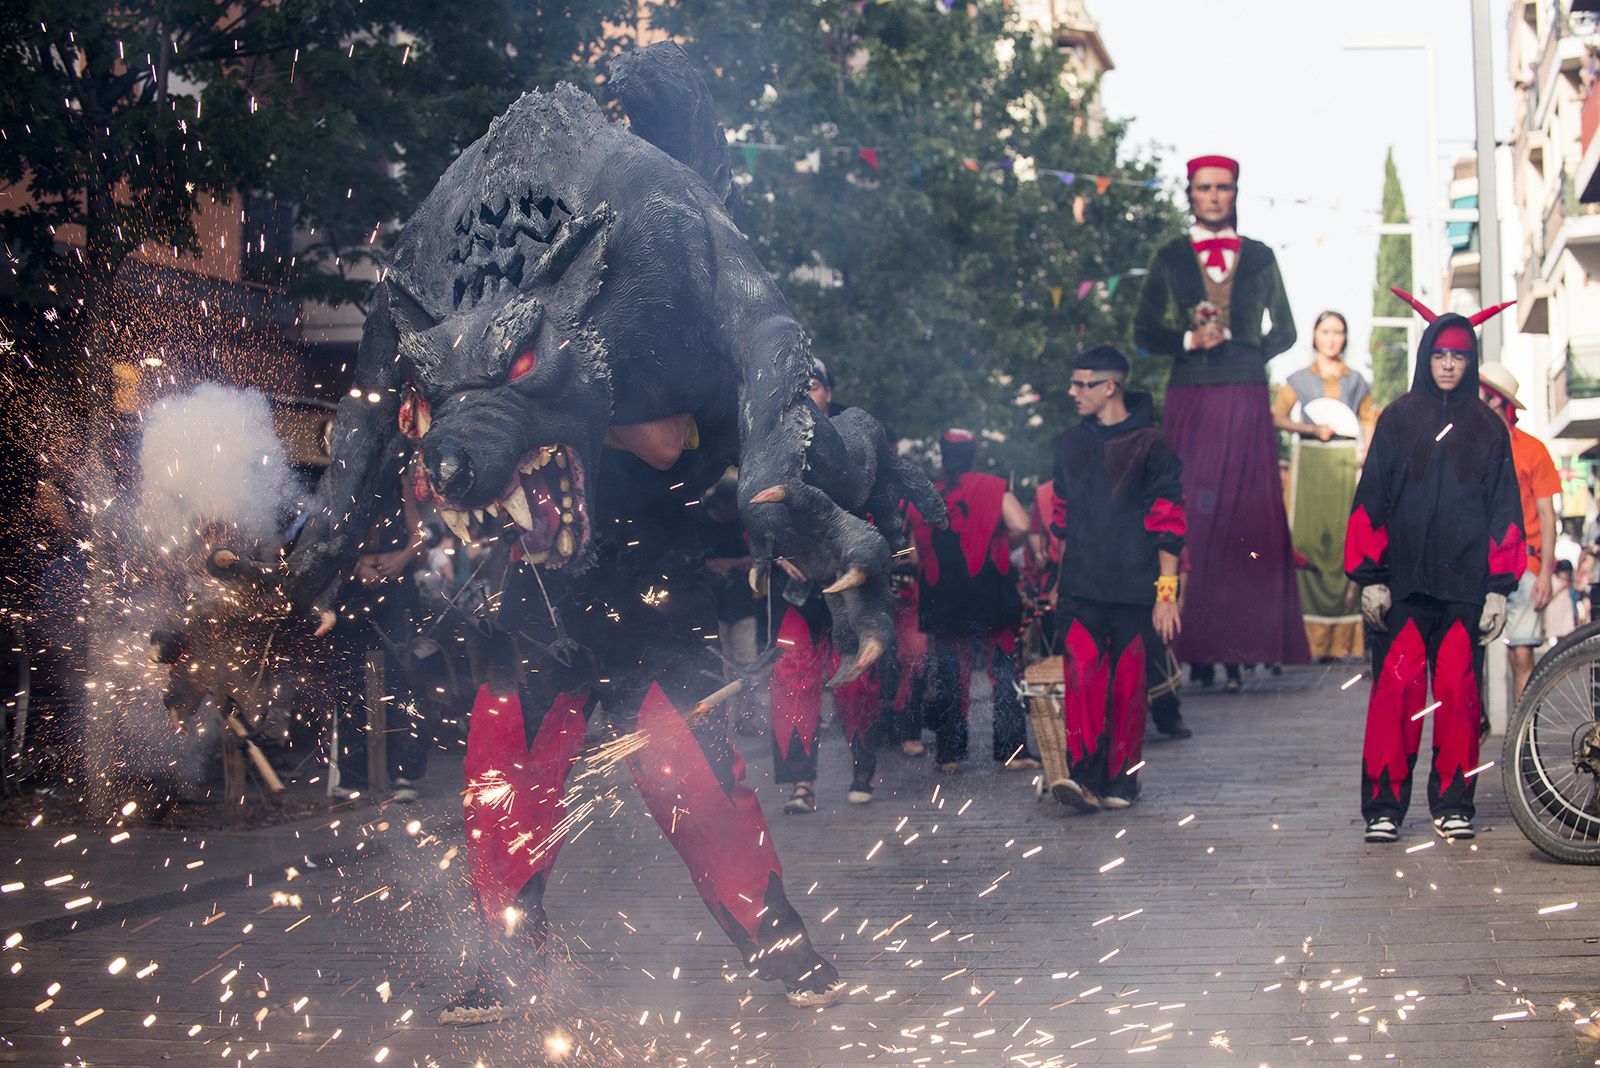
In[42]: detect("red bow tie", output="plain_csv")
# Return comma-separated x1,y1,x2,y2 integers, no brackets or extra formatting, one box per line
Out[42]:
1192,236,1240,271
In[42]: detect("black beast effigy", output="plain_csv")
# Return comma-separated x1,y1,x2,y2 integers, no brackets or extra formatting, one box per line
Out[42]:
283,43,943,1020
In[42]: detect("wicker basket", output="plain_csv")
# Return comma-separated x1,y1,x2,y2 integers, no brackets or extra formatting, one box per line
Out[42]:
1020,656,1070,790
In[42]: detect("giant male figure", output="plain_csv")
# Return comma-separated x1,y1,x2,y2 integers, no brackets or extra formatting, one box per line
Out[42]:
283,43,942,1021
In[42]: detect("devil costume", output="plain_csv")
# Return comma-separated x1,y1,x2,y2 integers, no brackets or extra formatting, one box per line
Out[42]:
281,43,946,1019
769,578,881,801
1134,155,1308,668
908,437,1031,768
1346,294,1524,830
1049,392,1186,803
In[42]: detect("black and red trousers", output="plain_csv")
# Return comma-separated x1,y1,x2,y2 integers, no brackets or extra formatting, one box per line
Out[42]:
1361,594,1483,822
1058,596,1154,802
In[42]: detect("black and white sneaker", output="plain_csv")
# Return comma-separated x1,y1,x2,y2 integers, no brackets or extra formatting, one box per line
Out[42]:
1364,817,1399,843
437,972,506,1026
784,959,847,1008
1433,815,1475,841
1050,778,1100,813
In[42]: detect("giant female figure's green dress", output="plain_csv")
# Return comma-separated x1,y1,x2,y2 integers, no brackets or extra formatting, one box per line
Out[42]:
1274,363,1374,659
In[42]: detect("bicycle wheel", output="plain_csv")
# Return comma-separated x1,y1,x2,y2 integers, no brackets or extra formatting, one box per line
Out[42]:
1501,631,1600,864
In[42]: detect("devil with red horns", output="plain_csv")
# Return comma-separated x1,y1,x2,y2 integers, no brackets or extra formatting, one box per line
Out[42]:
1344,289,1524,845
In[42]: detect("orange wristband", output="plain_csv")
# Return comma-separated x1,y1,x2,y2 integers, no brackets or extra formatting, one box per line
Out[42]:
1154,576,1179,603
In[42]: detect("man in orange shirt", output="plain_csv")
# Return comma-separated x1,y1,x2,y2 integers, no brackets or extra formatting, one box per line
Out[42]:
1480,364,1560,703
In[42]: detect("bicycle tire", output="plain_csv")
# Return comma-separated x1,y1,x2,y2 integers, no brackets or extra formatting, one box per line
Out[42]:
1501,630,1600,865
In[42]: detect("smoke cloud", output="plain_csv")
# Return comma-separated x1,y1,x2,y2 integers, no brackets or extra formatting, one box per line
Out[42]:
139,383,294,540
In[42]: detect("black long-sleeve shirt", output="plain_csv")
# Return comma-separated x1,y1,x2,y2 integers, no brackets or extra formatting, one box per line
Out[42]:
1050,392,1186,606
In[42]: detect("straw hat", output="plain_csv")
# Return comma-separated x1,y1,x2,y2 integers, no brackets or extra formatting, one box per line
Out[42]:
1478,362,1525,410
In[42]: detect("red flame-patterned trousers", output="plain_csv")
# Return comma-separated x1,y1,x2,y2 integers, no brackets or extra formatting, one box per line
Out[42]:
1058,597,1155,802
460,679,829,985
1361,596,1483,822
769,605,881,786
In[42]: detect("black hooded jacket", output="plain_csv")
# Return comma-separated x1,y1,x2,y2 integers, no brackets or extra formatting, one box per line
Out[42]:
1050,391,1186,606
1344,314,1526,605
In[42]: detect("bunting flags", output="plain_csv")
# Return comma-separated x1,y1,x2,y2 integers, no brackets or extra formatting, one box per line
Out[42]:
730,136,1162,194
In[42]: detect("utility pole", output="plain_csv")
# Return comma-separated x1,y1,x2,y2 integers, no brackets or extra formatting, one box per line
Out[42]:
1472,0,1510,734
1473,0,1505,363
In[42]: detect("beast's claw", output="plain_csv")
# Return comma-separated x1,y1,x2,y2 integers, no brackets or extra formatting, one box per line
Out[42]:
314,608,338,637
822,567,868,595
828,636,884,687
748,567,769,597
750,485,789,504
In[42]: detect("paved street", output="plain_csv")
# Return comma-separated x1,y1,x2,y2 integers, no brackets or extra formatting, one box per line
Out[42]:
1,663,1597,1067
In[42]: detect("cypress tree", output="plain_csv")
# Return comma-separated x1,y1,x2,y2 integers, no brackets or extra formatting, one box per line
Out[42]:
1370,148,1413,407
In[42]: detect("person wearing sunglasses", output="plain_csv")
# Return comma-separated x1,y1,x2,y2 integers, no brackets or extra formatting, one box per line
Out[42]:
1046,346,1186,811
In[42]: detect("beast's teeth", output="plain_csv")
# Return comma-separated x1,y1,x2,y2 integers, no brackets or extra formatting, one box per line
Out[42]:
473,508,486,523
559,478,571,492
503,489,533,530
554,451,567,469
561,495,573,509
526,550,548,565
416,406,432,437
486,502,502,518
562,511,574,524
557,529,575,557
441,509,472,543
519,456,537,475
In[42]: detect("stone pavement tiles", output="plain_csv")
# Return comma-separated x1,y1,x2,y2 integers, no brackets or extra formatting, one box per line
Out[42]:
0,663,1597,1066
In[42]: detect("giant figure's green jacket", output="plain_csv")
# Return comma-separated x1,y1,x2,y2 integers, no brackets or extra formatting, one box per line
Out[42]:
1134,235,1297,388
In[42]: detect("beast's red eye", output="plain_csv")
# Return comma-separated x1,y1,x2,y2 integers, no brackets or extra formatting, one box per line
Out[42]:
509,349,537,382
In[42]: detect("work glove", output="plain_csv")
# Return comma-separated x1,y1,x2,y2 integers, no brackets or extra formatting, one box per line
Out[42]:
1479,592,1508,646
1360,584,1391,631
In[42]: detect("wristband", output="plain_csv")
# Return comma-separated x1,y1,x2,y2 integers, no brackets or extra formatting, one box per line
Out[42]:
1154,576,1179,604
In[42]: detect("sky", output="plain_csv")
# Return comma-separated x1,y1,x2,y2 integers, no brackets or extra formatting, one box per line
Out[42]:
1092,0,1498,383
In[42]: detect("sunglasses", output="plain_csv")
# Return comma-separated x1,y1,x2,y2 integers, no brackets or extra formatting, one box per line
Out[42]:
1068,378,1116,391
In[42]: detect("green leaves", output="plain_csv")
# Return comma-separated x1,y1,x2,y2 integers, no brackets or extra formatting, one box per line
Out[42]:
659,0,1178,478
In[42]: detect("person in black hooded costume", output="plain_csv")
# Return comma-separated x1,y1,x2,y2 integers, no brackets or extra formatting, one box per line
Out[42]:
1047,346,1186,810
1345,290,1524,844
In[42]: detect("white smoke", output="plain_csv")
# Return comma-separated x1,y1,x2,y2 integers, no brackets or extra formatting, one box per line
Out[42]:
139,383,293,540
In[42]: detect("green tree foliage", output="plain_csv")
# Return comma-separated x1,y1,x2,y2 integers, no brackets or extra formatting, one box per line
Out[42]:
1370,148,1412,407
654,0,1181,478
0,0,633,354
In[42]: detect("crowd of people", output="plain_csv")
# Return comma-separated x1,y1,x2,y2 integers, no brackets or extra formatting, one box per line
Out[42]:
685,151,1583,850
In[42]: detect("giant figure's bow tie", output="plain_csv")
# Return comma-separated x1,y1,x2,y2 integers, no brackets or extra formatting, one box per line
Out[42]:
1192,235,1240,271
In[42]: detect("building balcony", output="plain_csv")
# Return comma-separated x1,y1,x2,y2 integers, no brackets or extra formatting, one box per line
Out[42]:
1576,76,1600,203
1536,169,1600,282
1447,249,1481,294
1549,338,1600,440
1517,263,1552,333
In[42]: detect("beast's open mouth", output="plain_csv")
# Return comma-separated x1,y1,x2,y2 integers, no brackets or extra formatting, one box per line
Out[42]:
418,444,591,568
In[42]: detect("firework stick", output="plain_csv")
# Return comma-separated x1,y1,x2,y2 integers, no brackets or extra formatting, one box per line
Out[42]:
365,650,389,796
691,680,744,716
222,714,285,794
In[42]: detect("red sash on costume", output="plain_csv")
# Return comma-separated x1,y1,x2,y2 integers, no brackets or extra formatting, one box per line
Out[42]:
909,472,1009,587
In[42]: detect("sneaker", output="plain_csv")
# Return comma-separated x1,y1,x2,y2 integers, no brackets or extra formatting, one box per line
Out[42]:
437,972,506,1026
1153,718,1193,740
783,785,816,815
784,959,847,1008
1003,755,1043,771
1433,814,1475,841
1364,816,1399,843
846,782,874,805
1050,778,1100,813
934,761,962,775
901,740,926,757
390,786,419,803
1100,794,1134,810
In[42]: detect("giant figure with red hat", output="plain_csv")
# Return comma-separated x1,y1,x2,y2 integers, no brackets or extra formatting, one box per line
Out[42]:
1134,155,1310,679
1346,290,1523,845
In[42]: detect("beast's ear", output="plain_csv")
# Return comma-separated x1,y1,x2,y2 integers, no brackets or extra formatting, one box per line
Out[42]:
384,273,441,336
524,206,613,293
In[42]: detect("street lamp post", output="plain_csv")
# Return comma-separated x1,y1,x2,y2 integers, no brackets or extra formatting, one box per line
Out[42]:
1343,40,1443,311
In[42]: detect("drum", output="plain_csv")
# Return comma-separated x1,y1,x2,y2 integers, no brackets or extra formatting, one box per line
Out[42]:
1020,657,1069,796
